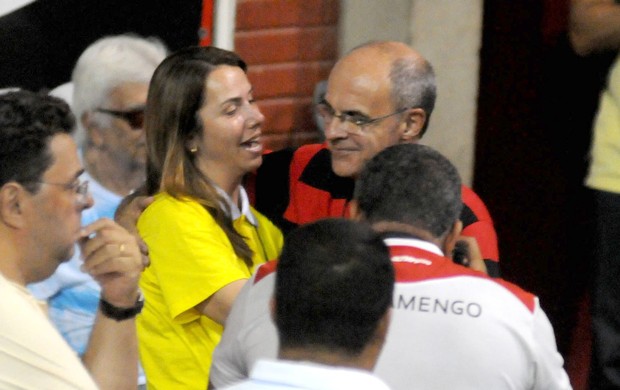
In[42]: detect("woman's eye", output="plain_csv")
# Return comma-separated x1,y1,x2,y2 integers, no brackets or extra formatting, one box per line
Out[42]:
224,106,238,116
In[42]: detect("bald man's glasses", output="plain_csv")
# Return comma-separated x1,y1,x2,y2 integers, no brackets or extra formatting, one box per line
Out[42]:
316,100,410,131
96,108,145,130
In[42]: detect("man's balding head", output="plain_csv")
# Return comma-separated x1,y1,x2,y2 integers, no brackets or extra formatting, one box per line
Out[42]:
321,41,436,178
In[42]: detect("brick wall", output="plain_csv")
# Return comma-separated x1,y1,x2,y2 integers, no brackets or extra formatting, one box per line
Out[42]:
235,0,339,151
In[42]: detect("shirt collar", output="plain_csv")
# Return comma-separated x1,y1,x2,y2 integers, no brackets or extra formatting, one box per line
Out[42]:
382,237,444,256
214,185,257,226
250,359,390,390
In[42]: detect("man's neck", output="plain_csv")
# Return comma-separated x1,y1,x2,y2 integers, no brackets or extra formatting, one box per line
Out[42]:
371,221,443,248
84,148,144,196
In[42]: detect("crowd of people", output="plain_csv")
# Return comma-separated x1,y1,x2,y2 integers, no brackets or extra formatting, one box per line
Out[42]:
0,22,600,389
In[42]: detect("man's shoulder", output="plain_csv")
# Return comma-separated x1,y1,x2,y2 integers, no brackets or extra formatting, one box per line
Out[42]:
389,244,536,313
0,274,98,389
293,143,328,160
389,243,486,282
253,260,278,285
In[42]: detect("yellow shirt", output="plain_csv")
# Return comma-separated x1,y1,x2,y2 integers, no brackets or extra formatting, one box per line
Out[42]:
137,192,283,390
586,53,620,193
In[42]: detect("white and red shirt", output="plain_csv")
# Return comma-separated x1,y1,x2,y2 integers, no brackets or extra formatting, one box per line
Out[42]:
211,237,571,390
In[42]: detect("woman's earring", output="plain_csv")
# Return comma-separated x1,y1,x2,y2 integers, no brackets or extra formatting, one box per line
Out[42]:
190,146,198,153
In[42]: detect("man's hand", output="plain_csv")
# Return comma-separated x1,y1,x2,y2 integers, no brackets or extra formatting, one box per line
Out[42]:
569,0,620,56
114,190,153,270
114,191,153,235
79,218,144,308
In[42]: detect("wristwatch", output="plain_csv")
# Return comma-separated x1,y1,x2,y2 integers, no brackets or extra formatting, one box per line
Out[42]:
99,291,144,321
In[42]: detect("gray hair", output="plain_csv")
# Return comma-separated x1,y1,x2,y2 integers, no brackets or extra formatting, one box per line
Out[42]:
346,41,437,137
71,33,167,147
390,57,436,136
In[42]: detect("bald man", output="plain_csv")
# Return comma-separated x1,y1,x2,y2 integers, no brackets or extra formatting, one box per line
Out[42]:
253,40,499,276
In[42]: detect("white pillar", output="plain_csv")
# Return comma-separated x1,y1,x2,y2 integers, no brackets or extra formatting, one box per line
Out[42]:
213,0,237,50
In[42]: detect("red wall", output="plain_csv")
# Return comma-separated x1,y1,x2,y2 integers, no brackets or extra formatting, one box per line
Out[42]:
234,0,339,150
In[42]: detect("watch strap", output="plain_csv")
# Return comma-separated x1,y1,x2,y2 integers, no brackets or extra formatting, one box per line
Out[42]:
99,292,144,321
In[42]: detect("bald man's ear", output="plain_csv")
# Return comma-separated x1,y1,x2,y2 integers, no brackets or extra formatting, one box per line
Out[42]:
0,183,28,229
400,107,426,142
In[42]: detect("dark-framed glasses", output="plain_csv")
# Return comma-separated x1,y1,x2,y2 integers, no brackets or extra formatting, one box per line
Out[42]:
316,100,411,132
96,107,145,130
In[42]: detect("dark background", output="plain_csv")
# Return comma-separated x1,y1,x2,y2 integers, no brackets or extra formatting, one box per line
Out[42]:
0,0,202,90
476,2,615,379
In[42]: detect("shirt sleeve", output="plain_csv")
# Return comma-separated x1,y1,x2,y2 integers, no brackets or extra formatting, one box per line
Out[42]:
139,196,253,324
531,299,572,389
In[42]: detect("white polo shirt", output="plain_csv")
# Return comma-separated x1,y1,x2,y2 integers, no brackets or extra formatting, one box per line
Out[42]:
210,237,571,390
222,359,390,390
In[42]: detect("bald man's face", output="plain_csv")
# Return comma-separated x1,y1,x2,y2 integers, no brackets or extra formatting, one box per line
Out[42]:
323,53,405,178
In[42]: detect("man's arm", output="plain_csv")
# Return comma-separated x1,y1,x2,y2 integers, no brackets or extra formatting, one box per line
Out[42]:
78,218,144,390
531,302,573,389
569,0,620,55
460,185,500,277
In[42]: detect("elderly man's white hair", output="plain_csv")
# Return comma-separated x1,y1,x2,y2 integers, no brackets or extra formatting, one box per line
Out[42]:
49,82,73,107
71,33,168,148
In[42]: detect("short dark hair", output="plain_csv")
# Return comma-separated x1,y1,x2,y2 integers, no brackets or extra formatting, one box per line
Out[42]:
275,218,394,356
354,144,462,238
0,90,74,192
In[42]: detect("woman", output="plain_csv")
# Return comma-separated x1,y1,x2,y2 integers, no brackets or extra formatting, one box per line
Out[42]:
136,46,283,389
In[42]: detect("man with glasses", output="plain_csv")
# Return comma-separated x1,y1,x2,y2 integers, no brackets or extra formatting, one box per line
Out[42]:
253,40,499,276
28,33,167,389
0,90,145,389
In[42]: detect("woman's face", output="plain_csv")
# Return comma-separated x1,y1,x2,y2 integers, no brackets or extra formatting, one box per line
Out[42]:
193,65,264,187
